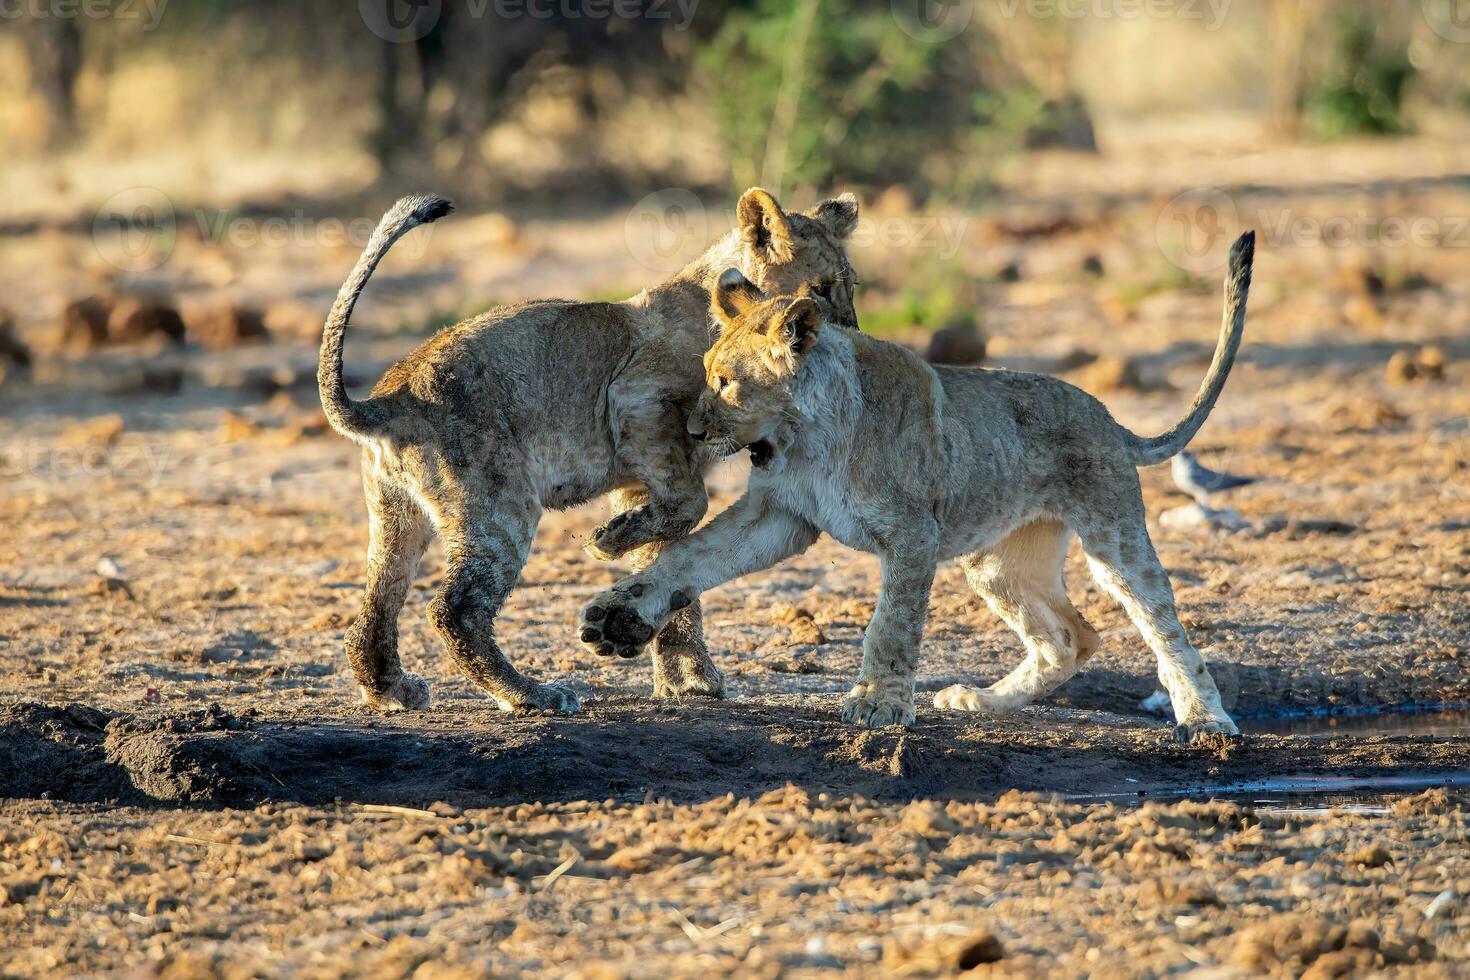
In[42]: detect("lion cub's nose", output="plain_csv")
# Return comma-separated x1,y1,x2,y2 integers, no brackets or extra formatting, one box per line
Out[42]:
687,420,707,441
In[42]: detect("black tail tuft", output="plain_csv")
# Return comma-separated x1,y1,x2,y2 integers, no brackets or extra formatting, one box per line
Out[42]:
1228,230,1255,285
416,195,455,224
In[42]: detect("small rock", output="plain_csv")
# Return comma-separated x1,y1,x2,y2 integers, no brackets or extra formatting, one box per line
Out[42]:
263,301,323,343
107,365,186,397
1053,347,1098,373
1416,345,1446,381
1342,294,1384,331
220,412,265,442
191,305,268,349
108,297,186,346
1332,262,1385,298
0,309,31,370
1386,350,1418,384
1081,253,1105,278
769,603,814,626
60,295,112,353
785,617,826,646
925,319,987,366
1348,844,1391,868
770,603,826,645
1076,353,1142,393
58,415,125,448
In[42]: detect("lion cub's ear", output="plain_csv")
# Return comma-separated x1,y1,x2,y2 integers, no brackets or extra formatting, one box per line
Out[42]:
737,188,795,264
808,192,859,240
713,267,763,326
769,296,823,356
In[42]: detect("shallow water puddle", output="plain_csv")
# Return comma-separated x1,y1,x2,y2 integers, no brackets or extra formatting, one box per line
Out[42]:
1071,771,1470,808
1238,706,1470,737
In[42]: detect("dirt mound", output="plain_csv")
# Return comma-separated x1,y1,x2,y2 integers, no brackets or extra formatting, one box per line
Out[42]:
0,703,134,803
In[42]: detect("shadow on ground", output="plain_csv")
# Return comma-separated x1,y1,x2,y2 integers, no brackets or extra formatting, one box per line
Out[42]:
4,696,1466,810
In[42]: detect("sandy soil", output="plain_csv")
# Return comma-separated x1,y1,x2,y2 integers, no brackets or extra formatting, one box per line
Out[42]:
2,142,1469,975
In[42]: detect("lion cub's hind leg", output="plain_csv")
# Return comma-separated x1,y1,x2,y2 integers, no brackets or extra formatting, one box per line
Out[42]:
348,476,435,713
427,481,581,715
935,519,1099,717
1073,499,1238,744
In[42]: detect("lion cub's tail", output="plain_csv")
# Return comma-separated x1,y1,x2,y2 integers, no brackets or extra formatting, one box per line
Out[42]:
318,194,454,442
1128,231,1254,467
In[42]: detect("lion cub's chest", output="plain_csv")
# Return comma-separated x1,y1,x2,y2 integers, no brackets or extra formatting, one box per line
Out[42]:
761,466,879,554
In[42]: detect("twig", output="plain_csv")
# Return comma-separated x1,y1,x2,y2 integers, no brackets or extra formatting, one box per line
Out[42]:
358,803,439,819
536,853,579,892
165,834,232,847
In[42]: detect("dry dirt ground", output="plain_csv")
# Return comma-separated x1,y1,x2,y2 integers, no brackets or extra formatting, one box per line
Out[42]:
2,142,1469,975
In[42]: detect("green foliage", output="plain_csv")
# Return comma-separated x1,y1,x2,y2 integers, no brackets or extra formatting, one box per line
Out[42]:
860,258,980,336
697,0,985,195
1305,12,1413,138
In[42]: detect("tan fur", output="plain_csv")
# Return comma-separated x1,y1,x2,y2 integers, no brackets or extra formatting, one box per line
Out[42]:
580,233,1256,744
319,190,860,714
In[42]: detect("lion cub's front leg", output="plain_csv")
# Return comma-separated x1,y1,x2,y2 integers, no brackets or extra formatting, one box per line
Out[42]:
840,531,939,730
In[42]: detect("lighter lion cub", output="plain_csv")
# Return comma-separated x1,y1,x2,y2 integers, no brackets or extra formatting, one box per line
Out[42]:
579,232,1255,743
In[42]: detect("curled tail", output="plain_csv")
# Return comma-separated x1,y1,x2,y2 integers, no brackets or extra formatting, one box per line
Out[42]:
1129,231,1255,467
318,194,454,441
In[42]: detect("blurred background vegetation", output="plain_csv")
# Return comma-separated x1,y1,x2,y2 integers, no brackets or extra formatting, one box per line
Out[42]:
5,0,1470,214
3,0,1470,356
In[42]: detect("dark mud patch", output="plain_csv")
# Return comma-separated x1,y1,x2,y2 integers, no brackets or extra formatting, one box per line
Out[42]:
0,702,137,803
7,695,1470,809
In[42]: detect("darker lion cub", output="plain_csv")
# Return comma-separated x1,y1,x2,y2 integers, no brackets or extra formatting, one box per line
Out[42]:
319,190,860,715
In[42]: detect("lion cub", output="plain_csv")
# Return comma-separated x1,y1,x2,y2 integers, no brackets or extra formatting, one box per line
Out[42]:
579,233,1255,743
319,190,860,716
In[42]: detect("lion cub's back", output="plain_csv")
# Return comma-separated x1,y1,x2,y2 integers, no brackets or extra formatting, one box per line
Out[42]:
371,299,640,426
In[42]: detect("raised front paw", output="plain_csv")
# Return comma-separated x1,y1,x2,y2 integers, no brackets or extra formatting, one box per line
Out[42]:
580,586,662,659
583,510,645,562
840,685,916,729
